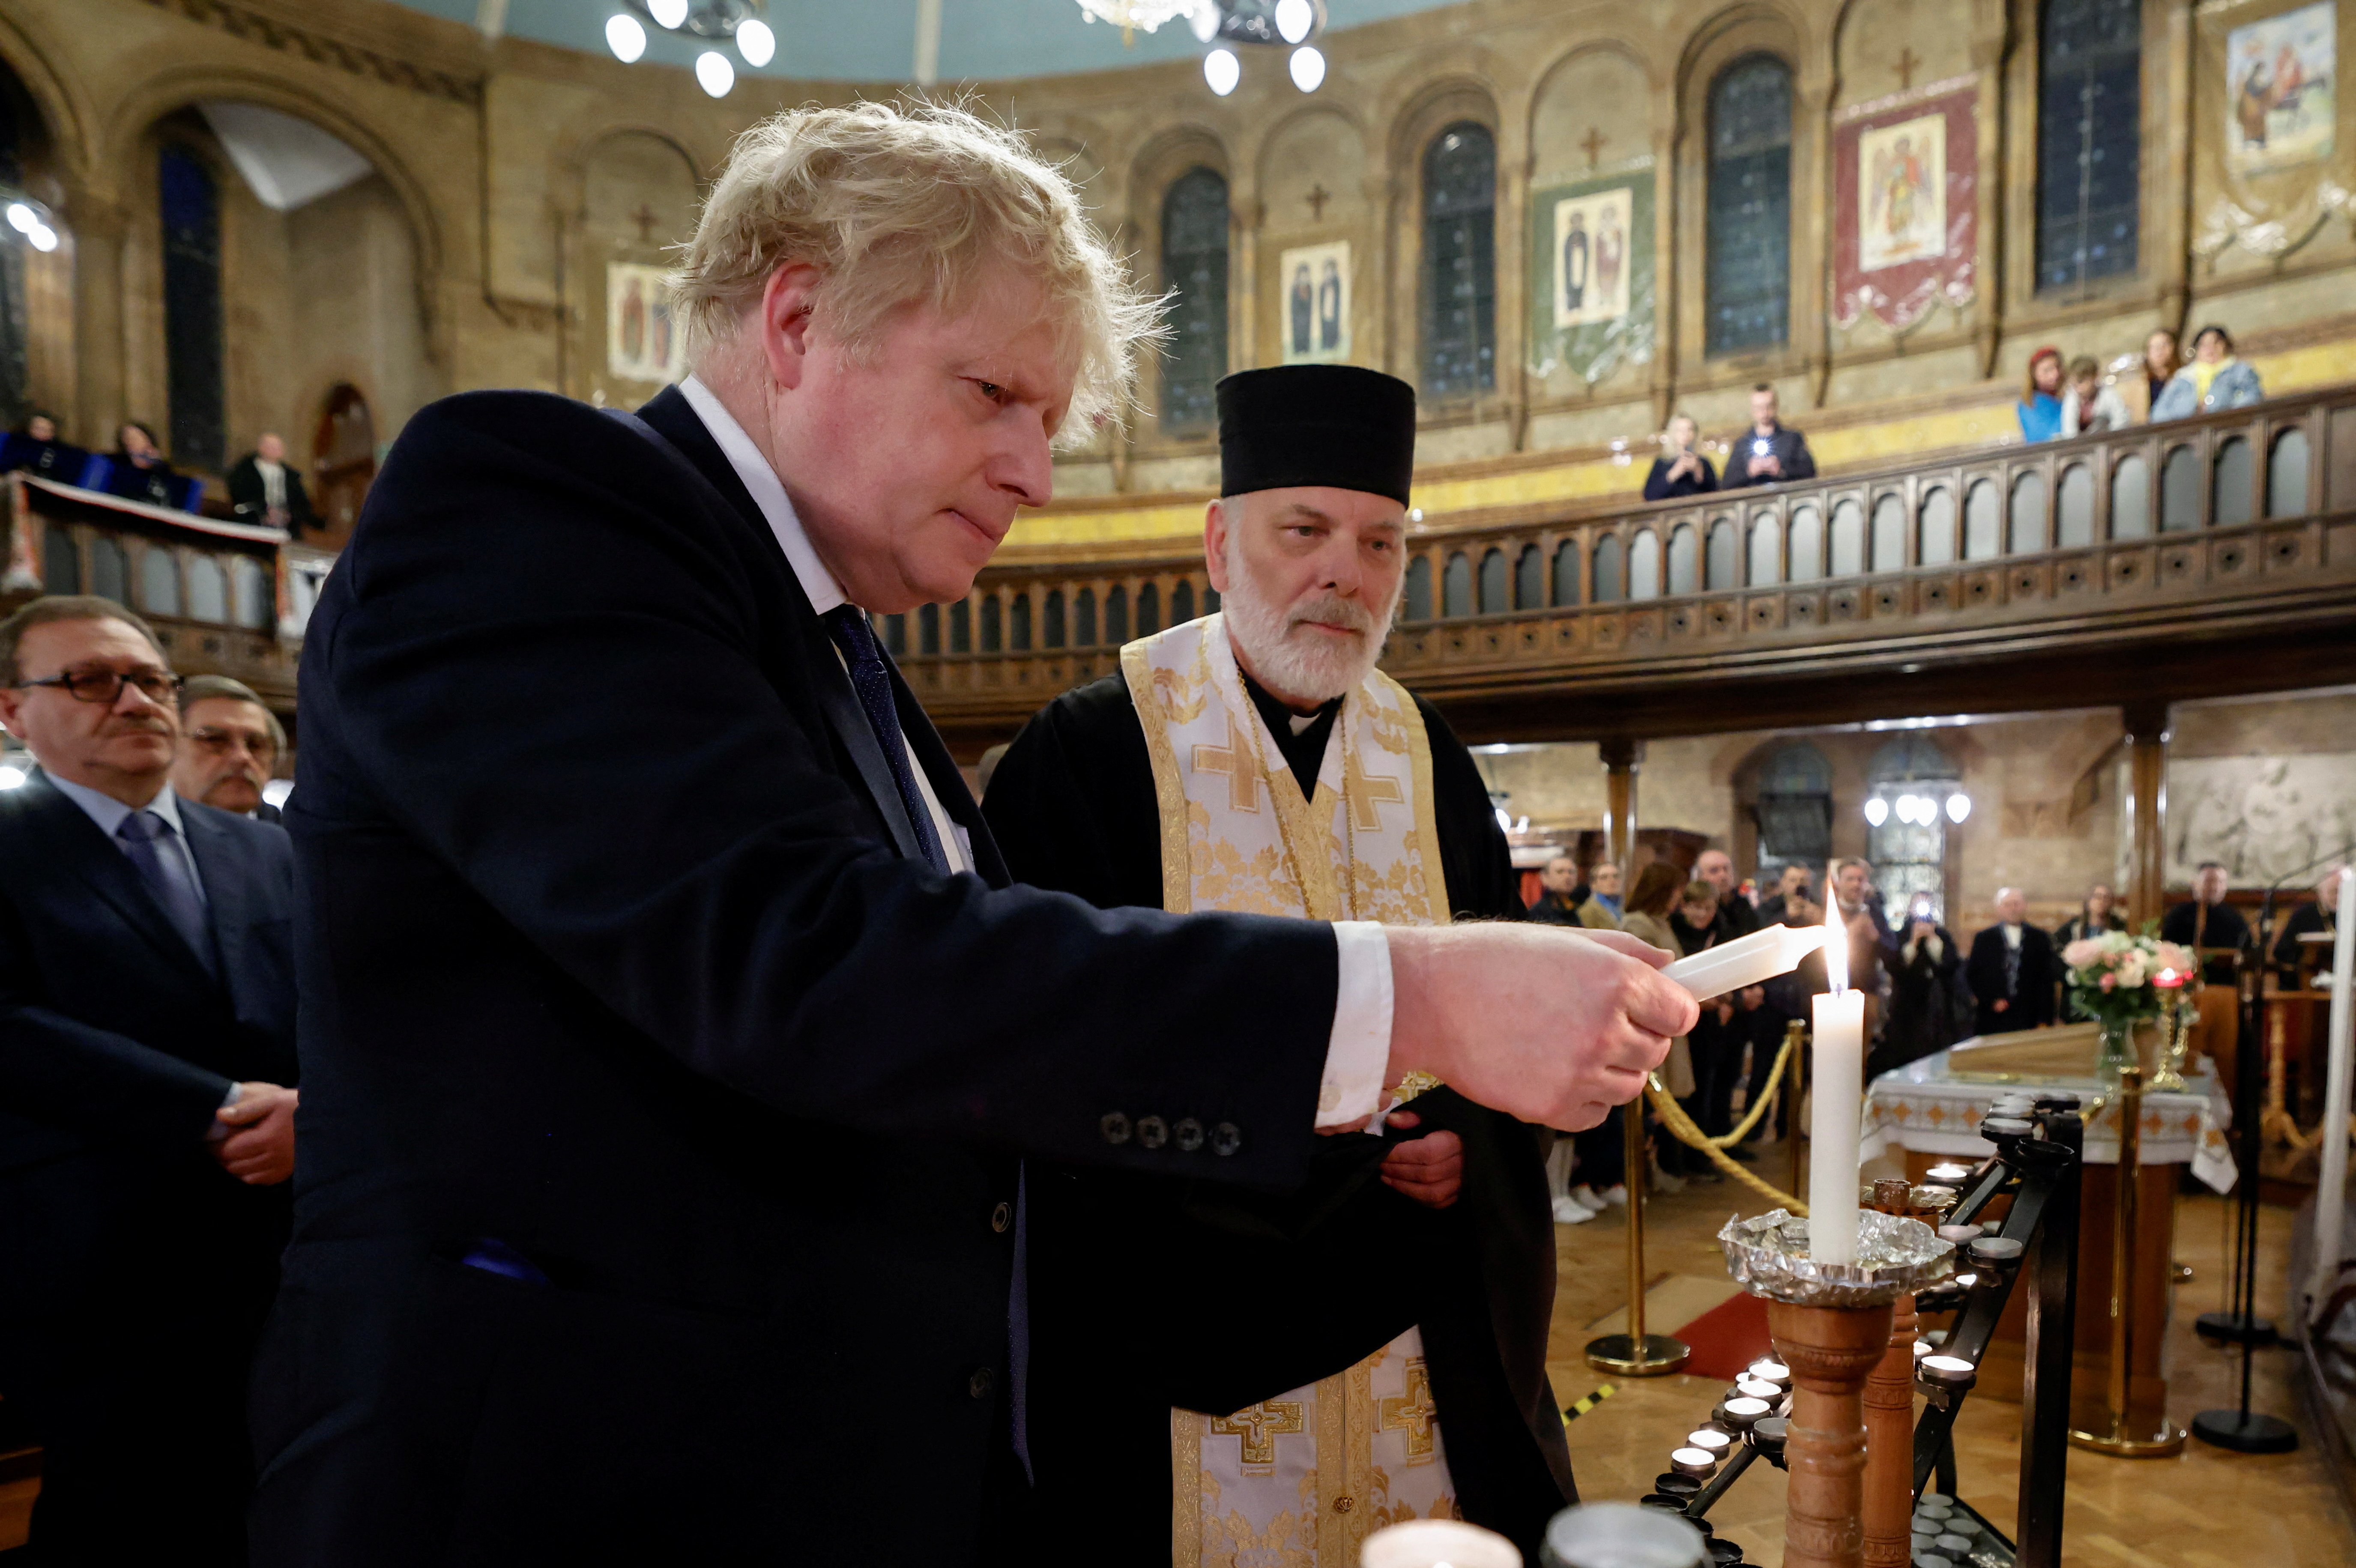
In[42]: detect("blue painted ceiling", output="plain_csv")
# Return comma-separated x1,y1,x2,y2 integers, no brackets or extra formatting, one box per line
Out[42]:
394,1,1465,83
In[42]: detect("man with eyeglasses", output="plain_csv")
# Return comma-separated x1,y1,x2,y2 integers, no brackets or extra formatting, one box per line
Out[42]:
173,673,287,821
0,595,299,1566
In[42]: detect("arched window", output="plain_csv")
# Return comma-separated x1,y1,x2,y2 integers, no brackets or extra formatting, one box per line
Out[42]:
2036,0,2140,293
159,143,226,470
141,547,180,617
1866,734,1960,926
1478,548,1507,613
1592,535,1624,602
1706,56,1794,355
187,554,227,622
1754,742,1833,890
1420,123,1497,400
1442,552,1473,618
42,526,78,594
1515,544,1543,610
1160,167,1229,435
89,536,128,603
1552,539,1580,606
1404,556,1434,621
1629,529,1662,600
1667,524,1699,596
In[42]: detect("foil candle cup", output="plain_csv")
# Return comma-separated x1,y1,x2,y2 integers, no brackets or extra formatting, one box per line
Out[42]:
1685,1429,1733,1460
1718,1395,1773,1431
1670,1447,1719,1479
1919,1354,1976,1390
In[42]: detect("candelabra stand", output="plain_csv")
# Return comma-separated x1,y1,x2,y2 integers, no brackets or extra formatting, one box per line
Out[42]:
1587,1098,1690,1375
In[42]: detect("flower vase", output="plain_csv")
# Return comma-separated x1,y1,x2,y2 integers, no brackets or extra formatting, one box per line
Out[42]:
2097,1018,2144,1081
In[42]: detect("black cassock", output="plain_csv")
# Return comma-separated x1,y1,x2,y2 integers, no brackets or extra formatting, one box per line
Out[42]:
983,666,1575,1561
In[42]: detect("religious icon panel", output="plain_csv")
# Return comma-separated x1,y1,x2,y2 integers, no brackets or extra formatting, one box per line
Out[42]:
1552,186,1634,329
2226,0,2335,174
1278,240,1352,365
1858,113,1946,273
606,261,682,385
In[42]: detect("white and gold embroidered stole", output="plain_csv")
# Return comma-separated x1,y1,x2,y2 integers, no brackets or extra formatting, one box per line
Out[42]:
1120,613,1458,1566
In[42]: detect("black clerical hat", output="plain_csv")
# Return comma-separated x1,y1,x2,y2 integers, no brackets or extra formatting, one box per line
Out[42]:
1216,366,1416,506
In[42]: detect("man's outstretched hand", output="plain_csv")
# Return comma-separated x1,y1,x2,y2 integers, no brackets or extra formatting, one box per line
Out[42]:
1384,924,1695,1131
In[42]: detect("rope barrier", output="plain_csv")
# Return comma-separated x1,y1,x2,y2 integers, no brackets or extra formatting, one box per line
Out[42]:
1643,1027,1811,1215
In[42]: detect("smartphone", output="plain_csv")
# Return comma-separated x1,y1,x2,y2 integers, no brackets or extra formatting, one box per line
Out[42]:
1910,895,1932,919
1753,438,1772,457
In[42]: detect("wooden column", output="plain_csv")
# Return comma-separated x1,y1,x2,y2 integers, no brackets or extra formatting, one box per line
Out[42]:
2123,701,2171,929
1601,737,1641,876
1771,1299,1894,1568
1862,1291,1921,1566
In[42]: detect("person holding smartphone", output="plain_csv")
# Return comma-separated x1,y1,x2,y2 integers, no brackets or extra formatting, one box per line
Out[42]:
1725,384,1817,490
1642,413,1718,500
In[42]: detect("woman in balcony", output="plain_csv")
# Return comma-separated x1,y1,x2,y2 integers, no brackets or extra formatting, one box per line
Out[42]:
1642,412,1718,500
2151,324,2265,420
2016,346,2066,442
103,421,182,509
2141,327,2182,417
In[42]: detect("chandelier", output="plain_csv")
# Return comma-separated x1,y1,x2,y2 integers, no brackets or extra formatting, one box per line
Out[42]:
1075,0,1204,36
604,0,774,96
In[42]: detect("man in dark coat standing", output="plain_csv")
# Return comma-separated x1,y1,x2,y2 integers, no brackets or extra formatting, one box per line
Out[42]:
245,102,1690,1568
984,366,1574,1562
0,596,299,1566
1966,887,2060,1036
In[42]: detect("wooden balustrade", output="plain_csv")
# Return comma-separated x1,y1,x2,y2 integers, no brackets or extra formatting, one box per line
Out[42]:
895,385,2356,749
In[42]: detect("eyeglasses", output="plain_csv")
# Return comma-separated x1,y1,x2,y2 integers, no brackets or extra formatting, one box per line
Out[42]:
15,668,184,705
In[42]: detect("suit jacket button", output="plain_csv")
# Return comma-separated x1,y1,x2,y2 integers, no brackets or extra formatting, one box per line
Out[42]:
990,1201,1013,1234
1136,1115,1168,1150
1100,1111,1132,1145
1211,1122,1242,1157
1175,1117,1205,1153
969,1367,996,1400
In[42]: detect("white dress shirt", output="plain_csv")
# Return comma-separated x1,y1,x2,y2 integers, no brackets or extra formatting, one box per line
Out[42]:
254,457,287,511
673,377,1393,1128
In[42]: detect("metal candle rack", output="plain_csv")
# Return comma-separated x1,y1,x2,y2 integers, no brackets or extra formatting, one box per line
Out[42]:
1643,1098,2084,1568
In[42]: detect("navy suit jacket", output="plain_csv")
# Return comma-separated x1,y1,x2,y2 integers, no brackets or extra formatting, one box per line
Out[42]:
250,386,1342,1566
0,773,296,1323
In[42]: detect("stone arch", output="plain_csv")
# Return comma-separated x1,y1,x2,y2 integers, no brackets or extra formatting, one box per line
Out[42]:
0,9,98,188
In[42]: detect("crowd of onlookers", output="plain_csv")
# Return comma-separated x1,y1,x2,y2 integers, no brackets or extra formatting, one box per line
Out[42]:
0,410,320,535
1524,845,2336,1223
1639,324,2269,504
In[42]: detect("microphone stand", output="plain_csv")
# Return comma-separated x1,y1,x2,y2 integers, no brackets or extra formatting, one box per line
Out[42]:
2188,842,2352,1453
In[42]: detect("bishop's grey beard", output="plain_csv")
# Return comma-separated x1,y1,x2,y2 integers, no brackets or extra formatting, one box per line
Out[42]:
1218,537,1401,705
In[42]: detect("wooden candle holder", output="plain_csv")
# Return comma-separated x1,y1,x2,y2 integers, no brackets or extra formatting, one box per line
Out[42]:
1769,1299,1896,1568
1860,1292,1919,1567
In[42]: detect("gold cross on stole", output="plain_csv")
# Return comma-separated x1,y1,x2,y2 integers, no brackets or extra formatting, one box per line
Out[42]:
1344,747,1406,832
1377,1358,1439,1461
1209,1400,1306,1468
1191,715,1263,813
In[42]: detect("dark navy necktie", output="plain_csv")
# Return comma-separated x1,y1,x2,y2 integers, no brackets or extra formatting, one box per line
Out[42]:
117,810,217,976
822,606,950,875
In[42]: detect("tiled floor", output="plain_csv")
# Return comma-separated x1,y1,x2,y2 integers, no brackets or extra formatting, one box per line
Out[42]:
1547,1142,2356,1567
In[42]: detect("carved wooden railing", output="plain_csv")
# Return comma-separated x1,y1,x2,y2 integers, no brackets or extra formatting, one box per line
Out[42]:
3,474,315,705
890,384,2356,744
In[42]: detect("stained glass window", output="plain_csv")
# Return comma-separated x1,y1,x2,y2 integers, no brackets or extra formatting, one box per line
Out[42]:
160,145,226,471
1420,123,1496,399
1160,168,1229,435
1706,56,1793,355
0,89,27,427
2036,0,2140,293
1755,742,1833,890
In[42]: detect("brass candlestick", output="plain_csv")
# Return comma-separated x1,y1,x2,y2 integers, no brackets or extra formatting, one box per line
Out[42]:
2151,991,2192,1093
1587,1099,1690,1375
2069,1064,2186,1456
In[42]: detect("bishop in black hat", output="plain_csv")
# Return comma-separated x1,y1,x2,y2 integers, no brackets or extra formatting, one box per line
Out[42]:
981,365,1575,1562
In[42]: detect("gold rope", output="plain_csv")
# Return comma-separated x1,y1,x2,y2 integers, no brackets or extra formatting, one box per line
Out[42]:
1644,1052,1811,1215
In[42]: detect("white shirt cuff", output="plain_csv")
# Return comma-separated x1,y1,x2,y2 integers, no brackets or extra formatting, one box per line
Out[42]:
1316,921,1393,1128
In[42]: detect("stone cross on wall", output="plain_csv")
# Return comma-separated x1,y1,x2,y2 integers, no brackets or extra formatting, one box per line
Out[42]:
1581,127,1609,172
1305,182,1332,222
631,204,659,244
1894,47,1922,91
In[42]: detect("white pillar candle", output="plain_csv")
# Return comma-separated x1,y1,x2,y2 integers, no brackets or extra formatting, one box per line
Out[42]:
1662,919,1830,1000
2311,866,2354,1311
1809,895,1865,1265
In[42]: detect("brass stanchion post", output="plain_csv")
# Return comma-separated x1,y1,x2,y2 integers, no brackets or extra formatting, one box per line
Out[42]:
2069,1063,2186,1455
1787,1020,1809,1200
1586,1102,1690,1375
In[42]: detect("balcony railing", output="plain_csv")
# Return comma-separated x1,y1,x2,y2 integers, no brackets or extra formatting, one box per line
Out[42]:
889,385,2356,743
4,474,325,704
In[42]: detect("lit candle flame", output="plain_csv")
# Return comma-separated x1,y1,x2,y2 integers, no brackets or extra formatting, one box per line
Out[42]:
1824,888,1847,995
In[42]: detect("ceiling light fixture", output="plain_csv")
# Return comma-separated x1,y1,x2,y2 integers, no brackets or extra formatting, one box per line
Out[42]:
1289,43,1325,91
735,17,774,66
1076,0,1202,35
1864,796,1890,827
648,0,690,27
1274,0,1314,43
695,49,735,96
1204,47,1240,96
